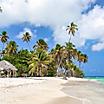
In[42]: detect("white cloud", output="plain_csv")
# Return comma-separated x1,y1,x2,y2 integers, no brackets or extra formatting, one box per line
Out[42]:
53,26,86,47
0,0,89,27
92,42,104,51
44,38,49,42
53,26,69,45
53,4,104,51
79,5,104,40
78,5,104,51
1,0,102,51
17,28,34,39
0,0,89,43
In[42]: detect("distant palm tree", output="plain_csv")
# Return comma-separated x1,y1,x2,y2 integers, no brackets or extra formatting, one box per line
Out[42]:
0,31,9,51
22,32,31,50
33,39,48,50
5,41,18,55
66,22,78,42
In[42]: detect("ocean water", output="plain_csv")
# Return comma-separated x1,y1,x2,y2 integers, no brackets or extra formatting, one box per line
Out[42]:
86,77,104,84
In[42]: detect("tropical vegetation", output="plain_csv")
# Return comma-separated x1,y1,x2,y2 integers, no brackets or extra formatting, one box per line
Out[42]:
0,22,88,78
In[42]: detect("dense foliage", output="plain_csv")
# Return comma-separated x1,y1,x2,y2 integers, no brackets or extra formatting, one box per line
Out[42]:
0,22,88,77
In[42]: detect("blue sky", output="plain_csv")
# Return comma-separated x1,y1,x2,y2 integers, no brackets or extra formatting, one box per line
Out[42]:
0,0,104,76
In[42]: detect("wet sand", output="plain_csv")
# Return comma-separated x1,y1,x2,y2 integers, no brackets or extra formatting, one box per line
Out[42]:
62,80,104,104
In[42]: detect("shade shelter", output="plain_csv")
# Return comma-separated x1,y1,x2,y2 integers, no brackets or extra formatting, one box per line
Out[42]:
0,60,17,77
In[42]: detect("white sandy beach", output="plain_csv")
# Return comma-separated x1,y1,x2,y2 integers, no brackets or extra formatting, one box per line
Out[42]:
0,77,104,104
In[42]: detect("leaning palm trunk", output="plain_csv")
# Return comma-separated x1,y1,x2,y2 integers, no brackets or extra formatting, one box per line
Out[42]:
69,35,71,42
70,68,74,77
79,61,81,69
39,69,42,77
37,64,42,77
58,57,67,80
2,43,4,52
56,56,63,76
63,69,67,80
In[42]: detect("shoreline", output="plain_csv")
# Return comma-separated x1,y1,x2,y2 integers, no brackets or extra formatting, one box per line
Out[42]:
0,77,104,104
62,78,104,104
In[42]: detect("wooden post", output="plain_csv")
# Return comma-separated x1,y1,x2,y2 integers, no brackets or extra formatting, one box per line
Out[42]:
10,70,11,77
13,70,14,77
7,70,9,78
13,70,16,77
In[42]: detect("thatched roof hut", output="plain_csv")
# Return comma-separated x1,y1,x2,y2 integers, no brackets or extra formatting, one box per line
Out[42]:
0,60,17,77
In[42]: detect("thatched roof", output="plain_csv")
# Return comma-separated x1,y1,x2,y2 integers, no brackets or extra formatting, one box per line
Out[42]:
0,60,17,71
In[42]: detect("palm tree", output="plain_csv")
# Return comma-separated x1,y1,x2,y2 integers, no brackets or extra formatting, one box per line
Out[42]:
64,61,76,77
51,44,67,77
61,42,77,78
0,31,9,51
77,51,88,68
80,54,88,64
82,54,88,63
5,41,18,56
65,42,75,60
29,50,52,76
77,51,82,68
73,66,84,78
66,22,78,42
51,44,64,67
33,39,48,50
22,32,31,50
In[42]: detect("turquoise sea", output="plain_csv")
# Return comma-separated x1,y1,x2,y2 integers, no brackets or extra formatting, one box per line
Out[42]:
86,77,104,84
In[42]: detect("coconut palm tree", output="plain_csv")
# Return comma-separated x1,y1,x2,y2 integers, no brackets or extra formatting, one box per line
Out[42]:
66,22,78,42
77,51,88,68
82,54,88,63
51,44,64,67
51,44,68,78
61,42,77,78
65,42,75,60
76,51,82,68
0,31,9,51
33,39,48,50
22,32,31,50
80,54,88,64
5,41,18,55
73,66,84,78
64,61,76,77
29,50,52,76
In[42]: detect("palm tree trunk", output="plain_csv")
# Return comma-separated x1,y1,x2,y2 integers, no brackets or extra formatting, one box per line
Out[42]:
27,42,31,51
63,69,67,80
79,61,81,69
1,43,4,58
70,69,74,77
69,35,71,42
2,43,4,52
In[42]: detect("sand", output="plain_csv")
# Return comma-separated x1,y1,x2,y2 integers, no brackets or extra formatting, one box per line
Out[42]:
62,78,104,104
0,77,104,104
